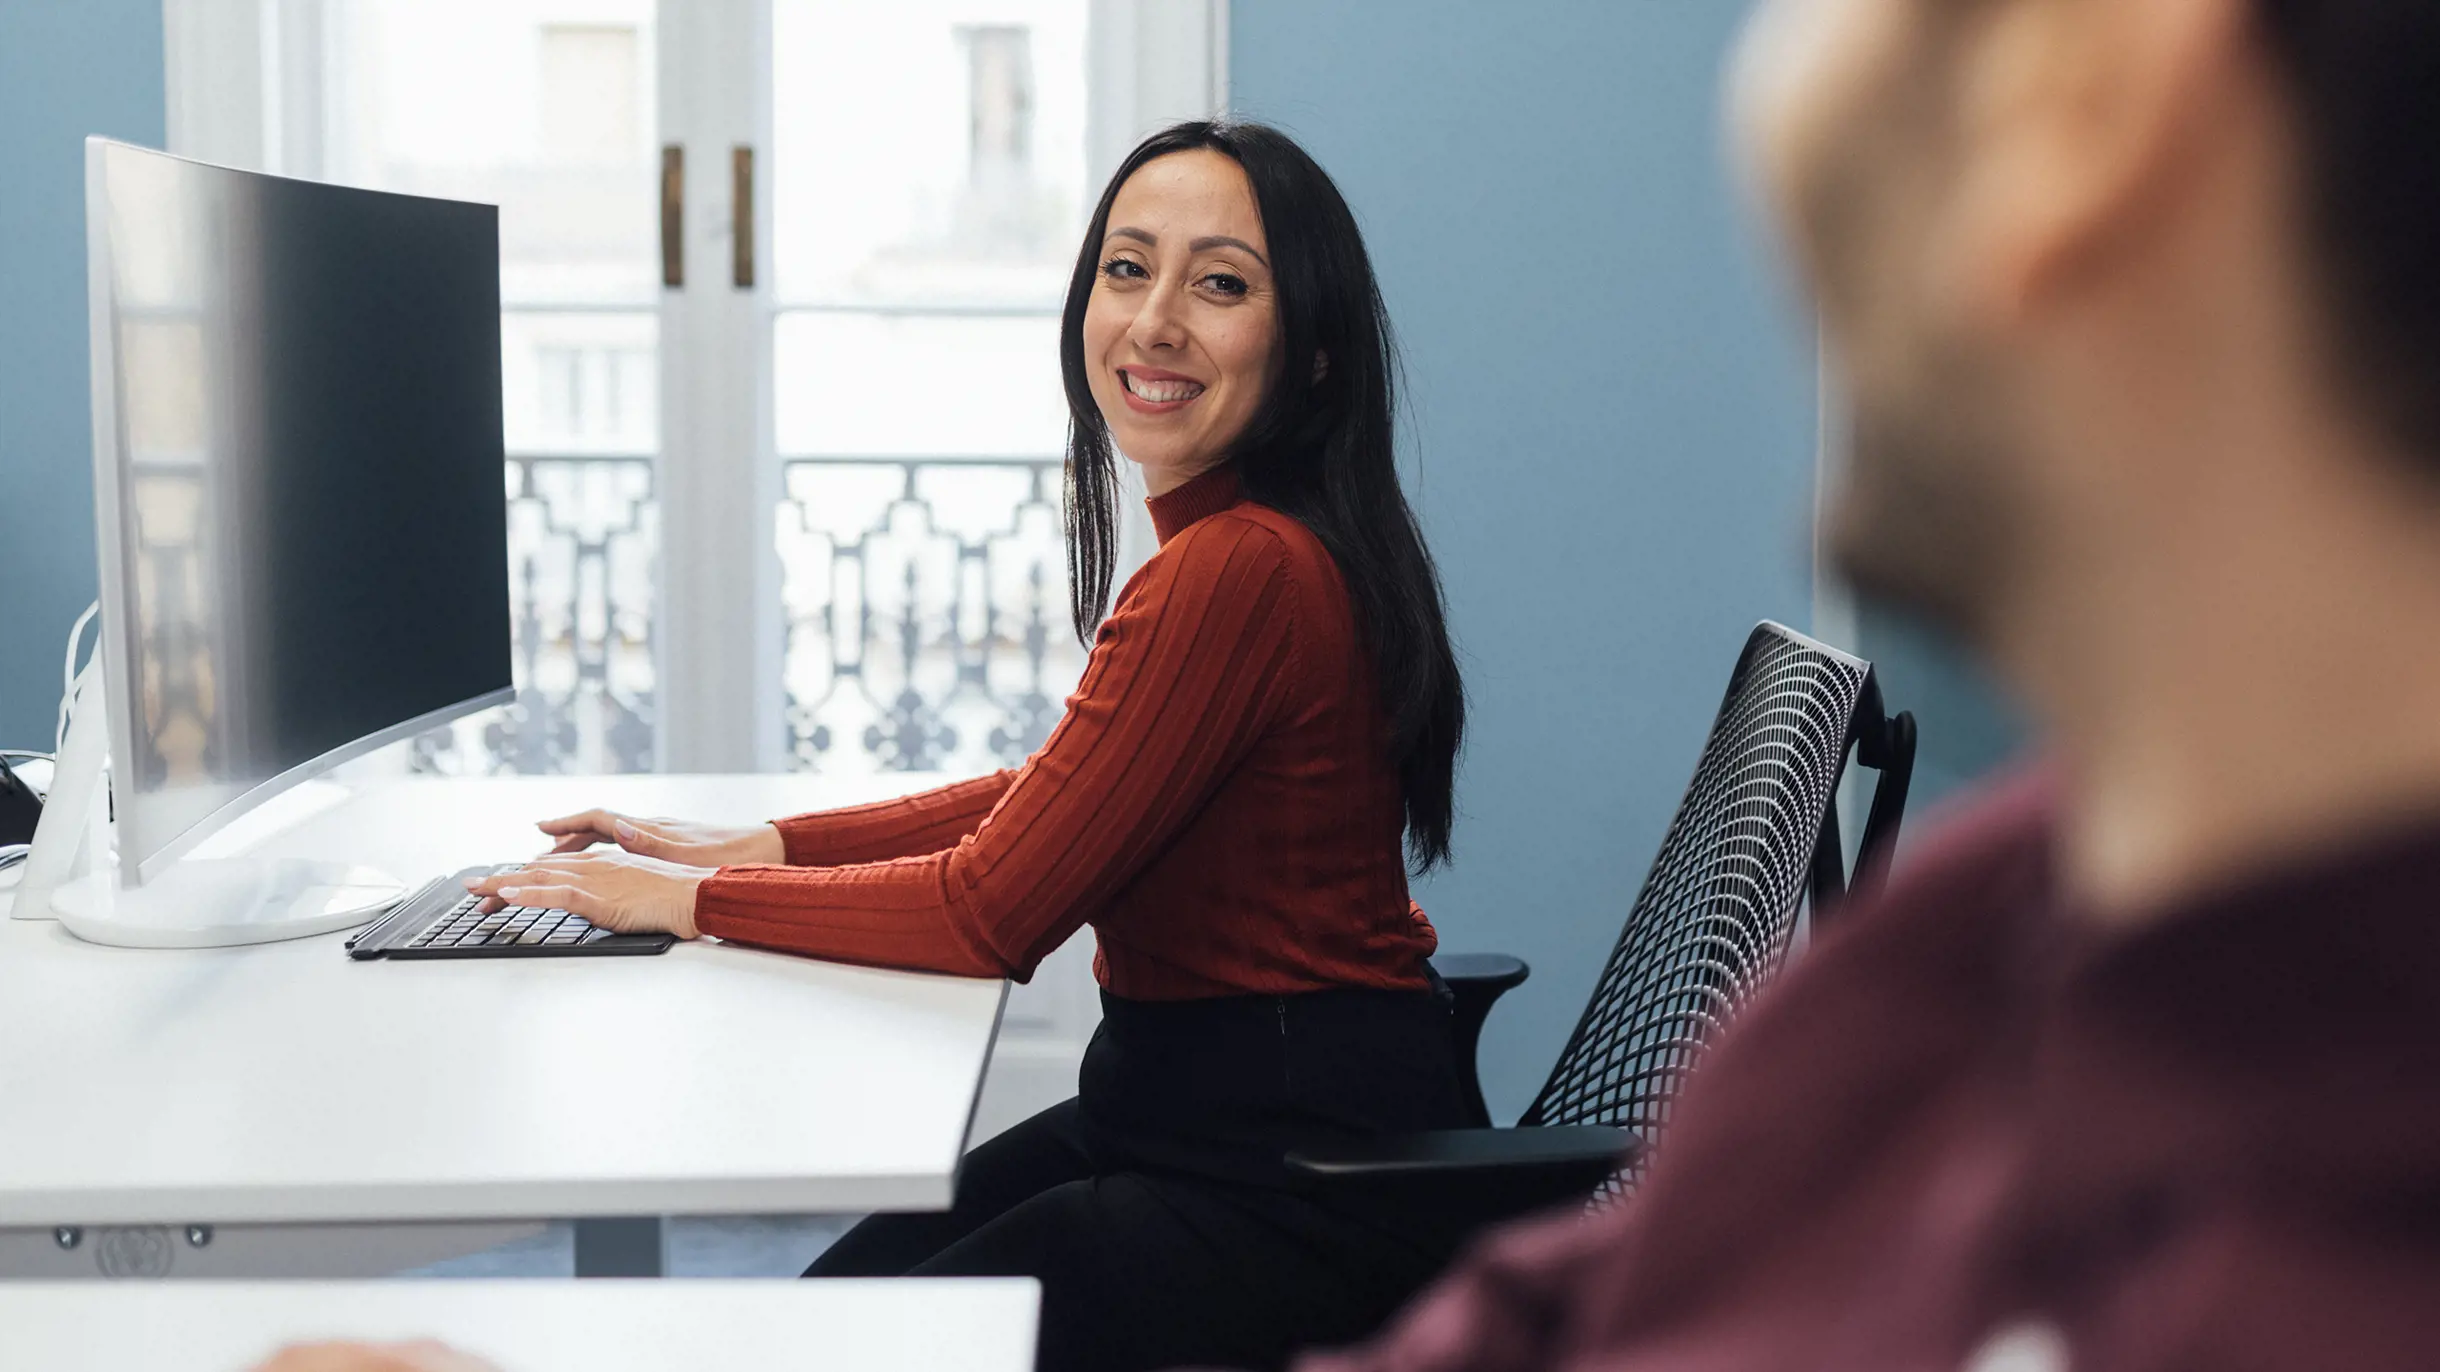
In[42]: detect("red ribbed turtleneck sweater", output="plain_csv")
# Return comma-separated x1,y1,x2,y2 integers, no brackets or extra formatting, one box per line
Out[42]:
691,464,1436,1000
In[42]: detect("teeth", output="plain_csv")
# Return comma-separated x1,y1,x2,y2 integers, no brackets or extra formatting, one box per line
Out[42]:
1124,371,1204,404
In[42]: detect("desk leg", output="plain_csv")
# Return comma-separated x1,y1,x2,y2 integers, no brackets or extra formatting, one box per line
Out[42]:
572,1218,664,1277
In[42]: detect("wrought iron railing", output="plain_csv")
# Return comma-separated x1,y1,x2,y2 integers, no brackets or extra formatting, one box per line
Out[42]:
411,455,658,776
398,455,1083,779
778,457,1086,776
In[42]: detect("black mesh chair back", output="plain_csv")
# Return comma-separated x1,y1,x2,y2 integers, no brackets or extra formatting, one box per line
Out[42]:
1284,620,1915,1234
1517,622,1914,1172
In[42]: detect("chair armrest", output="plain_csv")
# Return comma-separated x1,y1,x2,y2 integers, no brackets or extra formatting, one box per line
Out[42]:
1429,952,1529,994
1286,1125,1631,1180
1427,954,1530,1128
1287,1126,1635,1228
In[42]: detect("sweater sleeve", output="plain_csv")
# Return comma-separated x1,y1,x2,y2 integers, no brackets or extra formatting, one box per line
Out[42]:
692,517,1302,979
769,771,1015,866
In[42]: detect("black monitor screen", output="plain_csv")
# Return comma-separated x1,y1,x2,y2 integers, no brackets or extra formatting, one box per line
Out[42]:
87,139,512,878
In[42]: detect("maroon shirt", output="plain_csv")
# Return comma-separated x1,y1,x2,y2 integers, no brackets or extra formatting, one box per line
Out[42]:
1304,770,2440,1372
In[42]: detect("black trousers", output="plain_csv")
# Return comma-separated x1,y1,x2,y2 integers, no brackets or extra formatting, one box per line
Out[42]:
807,987,1472,1372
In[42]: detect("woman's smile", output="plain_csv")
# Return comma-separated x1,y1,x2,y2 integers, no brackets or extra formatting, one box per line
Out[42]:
1118,366,1208,413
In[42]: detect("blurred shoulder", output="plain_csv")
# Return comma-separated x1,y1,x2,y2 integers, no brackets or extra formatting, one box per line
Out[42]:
1858,763,2058,930
1796,761,2060,999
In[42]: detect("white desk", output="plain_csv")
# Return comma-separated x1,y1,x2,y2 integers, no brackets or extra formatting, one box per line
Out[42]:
0,775,1005,1273
0,1278,1040,1372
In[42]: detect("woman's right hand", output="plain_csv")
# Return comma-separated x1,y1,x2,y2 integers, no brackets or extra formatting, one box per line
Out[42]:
536,809,786,867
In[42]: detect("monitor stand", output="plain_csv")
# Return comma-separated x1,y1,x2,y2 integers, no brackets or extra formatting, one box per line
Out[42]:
15,658,403,948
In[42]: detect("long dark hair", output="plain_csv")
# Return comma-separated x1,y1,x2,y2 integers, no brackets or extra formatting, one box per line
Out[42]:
1058,120,1464,872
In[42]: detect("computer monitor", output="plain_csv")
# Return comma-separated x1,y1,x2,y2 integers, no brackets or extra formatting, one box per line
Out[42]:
32,138,512,944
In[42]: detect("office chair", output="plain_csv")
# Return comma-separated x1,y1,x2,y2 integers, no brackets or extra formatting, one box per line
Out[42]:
1288,621,1917,1225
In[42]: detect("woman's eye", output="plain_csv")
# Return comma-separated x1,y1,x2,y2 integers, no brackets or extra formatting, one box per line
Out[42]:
1101,258,1147,281
1201,273,1248,298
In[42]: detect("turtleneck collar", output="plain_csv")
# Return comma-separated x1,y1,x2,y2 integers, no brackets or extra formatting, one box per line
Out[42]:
1147,464,1245,545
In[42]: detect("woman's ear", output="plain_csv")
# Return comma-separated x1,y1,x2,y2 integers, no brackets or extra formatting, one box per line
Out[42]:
1312,350,1330,384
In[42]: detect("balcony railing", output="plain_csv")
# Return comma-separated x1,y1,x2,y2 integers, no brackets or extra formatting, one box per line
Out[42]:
778,457,1086,776
406,455,1086,779
412,455,658,776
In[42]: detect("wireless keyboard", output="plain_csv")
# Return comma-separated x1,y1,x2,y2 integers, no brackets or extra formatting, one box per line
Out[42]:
346,865,675,960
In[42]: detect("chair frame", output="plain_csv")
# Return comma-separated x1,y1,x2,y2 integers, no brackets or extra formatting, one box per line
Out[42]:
1288,622,1917,1216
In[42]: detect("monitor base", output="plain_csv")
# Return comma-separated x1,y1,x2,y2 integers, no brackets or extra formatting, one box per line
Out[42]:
47,860,404,949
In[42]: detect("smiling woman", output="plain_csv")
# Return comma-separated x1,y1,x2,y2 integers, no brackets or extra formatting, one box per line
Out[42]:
1063,123,1464,874
1076,150,1282,494
471,121,1468,1372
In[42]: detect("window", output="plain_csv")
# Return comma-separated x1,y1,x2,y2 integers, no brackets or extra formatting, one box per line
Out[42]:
540,24,641,164
769,0,1089,777
171,0,1224,784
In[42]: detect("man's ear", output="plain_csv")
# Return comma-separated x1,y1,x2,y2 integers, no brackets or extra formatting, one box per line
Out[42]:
1312,350,1330,384
1946,0,2250,325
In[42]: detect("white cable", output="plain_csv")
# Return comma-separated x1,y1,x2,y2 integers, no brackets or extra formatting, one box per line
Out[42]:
56,601,99,757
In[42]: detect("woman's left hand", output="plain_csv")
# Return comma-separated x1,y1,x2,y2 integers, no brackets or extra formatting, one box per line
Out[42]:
464,850,714,939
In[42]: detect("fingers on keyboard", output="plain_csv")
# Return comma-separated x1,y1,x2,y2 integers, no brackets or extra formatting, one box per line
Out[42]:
396,891,612,950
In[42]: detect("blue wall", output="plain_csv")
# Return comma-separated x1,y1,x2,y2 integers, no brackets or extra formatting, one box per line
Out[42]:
1232,1,1822,1119
1858,602,2026,817
0,0,163,750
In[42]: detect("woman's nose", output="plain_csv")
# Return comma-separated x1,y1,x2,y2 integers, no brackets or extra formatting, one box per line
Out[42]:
1130,288,1187,351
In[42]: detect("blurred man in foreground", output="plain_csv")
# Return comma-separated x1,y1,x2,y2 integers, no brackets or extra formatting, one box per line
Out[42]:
1307,0,2440,1368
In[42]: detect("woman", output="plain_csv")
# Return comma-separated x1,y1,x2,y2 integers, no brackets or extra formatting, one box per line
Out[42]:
471,121,1469,1372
